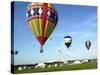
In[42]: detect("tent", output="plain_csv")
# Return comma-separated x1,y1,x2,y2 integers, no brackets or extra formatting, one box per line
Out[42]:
72,60,81,65
63,61,68,64
54,64,57,67
35,63,46,68
18,66,22,70
48,65,51,68
60,64,63,66
81,60,88,63
23,66,27,70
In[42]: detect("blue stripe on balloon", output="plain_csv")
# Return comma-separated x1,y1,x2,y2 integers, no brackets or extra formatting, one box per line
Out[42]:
64,36,72,38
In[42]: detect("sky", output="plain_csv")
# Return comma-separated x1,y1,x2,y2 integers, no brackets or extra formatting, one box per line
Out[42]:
12,2,97,65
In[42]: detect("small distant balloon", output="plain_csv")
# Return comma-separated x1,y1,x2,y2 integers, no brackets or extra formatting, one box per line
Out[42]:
64,36,72,48
85,40,91,50
33,45,35,47
15,50,18,55
59,50,62,54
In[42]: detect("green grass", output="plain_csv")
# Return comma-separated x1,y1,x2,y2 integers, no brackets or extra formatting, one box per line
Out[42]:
14,60,97,74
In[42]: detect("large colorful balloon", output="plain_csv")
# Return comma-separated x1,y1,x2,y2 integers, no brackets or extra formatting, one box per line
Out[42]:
85,40,91,50
26,3,58,53
64,36,72,48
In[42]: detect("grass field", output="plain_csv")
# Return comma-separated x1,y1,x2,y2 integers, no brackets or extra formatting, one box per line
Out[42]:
14,59,97,74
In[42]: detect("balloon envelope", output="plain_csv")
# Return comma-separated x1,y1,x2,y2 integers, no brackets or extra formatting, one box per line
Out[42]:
15,50,18,55
64,36,72,48
59,50,62,54
85,40,91,50
26,3,58,53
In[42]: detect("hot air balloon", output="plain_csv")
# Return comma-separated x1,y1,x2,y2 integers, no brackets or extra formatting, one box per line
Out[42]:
26,3,58,53
15,50,18,55
59,50,62,54
64,36,72,48
85,40,91,50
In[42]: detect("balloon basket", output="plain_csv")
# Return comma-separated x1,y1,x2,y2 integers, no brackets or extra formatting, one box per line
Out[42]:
40,45,43,53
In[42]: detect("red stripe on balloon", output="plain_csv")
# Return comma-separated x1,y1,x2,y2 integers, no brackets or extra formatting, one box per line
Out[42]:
42,3,48,37
37,3,48,45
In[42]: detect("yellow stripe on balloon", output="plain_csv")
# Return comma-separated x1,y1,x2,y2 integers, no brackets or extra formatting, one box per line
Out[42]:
44,19,49,37
32,19,39,36
31,2,35,6
48,3,51,8
35,18,40,36
28,21,33,32
28,21,36,36
39,2,43,5
31,21,38,36
39,18,42,36
31,21,37,36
